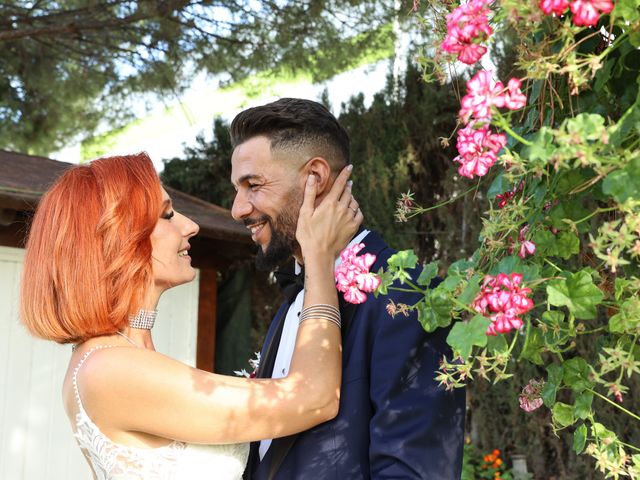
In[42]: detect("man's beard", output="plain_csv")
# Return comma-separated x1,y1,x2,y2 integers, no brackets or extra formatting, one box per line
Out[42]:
251,190,302,272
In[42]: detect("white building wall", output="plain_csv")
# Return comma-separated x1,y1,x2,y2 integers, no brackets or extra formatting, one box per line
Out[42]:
0,245,200,479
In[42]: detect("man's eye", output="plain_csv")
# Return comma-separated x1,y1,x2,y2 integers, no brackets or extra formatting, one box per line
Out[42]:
249,183,260,190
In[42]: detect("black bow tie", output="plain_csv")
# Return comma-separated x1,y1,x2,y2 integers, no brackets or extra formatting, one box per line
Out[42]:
274,263,304,304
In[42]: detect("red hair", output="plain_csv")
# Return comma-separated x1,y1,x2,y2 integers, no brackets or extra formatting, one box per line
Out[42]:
20,152,163,343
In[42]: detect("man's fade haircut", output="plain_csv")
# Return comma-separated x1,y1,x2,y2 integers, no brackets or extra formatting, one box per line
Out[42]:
229,98,350,170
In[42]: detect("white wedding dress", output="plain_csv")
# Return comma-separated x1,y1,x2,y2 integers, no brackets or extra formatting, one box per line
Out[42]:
72,346,249,479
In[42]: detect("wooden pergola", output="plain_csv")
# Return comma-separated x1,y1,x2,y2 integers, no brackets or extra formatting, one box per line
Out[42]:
0,149,253,372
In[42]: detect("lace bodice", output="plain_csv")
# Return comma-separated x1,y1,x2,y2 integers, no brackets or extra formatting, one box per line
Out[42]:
72,346,249,479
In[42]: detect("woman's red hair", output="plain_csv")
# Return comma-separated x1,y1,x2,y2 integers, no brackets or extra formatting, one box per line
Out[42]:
20,152,163,343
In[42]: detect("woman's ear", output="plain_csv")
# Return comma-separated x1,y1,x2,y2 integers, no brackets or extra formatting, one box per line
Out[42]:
304,157,332,197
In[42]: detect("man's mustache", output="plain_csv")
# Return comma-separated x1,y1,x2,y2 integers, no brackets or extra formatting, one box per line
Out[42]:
243,215,271,228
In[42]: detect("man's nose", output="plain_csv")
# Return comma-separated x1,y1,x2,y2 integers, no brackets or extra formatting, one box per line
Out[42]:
231,191,252,221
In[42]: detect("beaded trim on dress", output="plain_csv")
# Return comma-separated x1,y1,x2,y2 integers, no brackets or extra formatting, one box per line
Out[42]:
72,345,248,479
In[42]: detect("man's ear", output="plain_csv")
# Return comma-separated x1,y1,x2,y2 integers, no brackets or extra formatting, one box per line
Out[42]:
304,157,333,197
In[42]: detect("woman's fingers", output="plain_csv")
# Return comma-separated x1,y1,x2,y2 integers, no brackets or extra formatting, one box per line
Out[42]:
325,165,353,203
299,173,317,219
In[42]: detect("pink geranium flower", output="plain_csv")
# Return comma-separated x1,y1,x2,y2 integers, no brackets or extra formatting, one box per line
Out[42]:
459,70,506,123
503,78,527,110
335,243,380,304
454,123,507,178
539,0,570,15
441,0,494,65
570,0,613,26
472,272,534,336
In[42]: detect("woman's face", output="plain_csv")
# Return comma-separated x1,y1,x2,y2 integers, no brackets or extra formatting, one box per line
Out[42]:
150,188,200,292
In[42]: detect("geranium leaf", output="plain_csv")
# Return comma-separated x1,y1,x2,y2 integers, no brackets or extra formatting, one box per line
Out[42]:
573,424,587,454
417,290,452,333
552,402,575,428
446,315,491,359
602,158,640,203
417,261,438,286
520,327,545,365
563,357,593,393
574,391,594,420
547,271,604,319
542,364,563,406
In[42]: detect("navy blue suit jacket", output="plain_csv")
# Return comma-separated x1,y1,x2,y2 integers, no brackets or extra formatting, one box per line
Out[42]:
246,231,465,479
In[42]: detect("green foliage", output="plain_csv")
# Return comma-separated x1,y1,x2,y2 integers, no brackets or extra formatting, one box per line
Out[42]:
0,0,397,155
378,1,640,476
447,315,492,359
546,271,605,320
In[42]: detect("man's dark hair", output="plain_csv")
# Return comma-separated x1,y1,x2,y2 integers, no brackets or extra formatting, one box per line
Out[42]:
229,98,350,168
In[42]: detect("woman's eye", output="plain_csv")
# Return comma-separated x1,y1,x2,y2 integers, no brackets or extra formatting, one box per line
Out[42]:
162,210,175,220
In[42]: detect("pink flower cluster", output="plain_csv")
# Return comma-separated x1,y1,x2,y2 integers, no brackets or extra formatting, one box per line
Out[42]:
519,379,545,412
454,72,527,179
472,272,534,336
441,0,493,65
460,72,527,123
539,0,614,27
335,243,381,304
454,124,506,178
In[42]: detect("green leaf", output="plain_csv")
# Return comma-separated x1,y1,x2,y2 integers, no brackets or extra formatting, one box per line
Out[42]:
417,261,439,287
487,171,510,198
533,229,557,256
387,250,419,270
374,267,395,296
520,327,545,365
546,271,604,319
542,364,563,406
573,424,587,454
523,127,555,164
448,257,477,276
602,158,640,203
614,0,640,24
555,231,580,259
591,422,617,444
552,402,575,428
446,315,492,359
458,274,482,305
548,199,590,233
532,230,579,259
609,297,640,334
439,274,463,292
486,334,508,354
387,250,420,284
417,290,452,333
563,357,593,393
574,391,594,420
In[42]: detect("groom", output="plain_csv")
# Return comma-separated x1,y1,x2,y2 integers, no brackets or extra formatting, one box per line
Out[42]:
230,98,465,479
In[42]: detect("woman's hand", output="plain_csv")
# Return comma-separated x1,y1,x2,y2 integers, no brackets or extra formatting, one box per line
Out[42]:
296,165,363,261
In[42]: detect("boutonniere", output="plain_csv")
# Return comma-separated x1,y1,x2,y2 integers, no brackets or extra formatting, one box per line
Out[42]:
335,243,380,304
233,351,261,378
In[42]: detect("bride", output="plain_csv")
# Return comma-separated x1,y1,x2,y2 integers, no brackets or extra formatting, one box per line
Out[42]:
20,152,361,479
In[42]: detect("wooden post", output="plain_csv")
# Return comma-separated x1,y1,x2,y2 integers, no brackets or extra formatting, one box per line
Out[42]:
197,267,218,372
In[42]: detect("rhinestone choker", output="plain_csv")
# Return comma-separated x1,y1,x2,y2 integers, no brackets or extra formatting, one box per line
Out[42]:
129,309,158,330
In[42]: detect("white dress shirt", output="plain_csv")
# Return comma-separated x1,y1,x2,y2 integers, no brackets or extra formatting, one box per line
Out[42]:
259,229,370,460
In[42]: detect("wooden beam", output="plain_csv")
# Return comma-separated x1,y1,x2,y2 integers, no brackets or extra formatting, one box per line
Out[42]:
196,267,218,373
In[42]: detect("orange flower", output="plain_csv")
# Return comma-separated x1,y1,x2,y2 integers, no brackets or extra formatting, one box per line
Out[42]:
493,449,500,456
